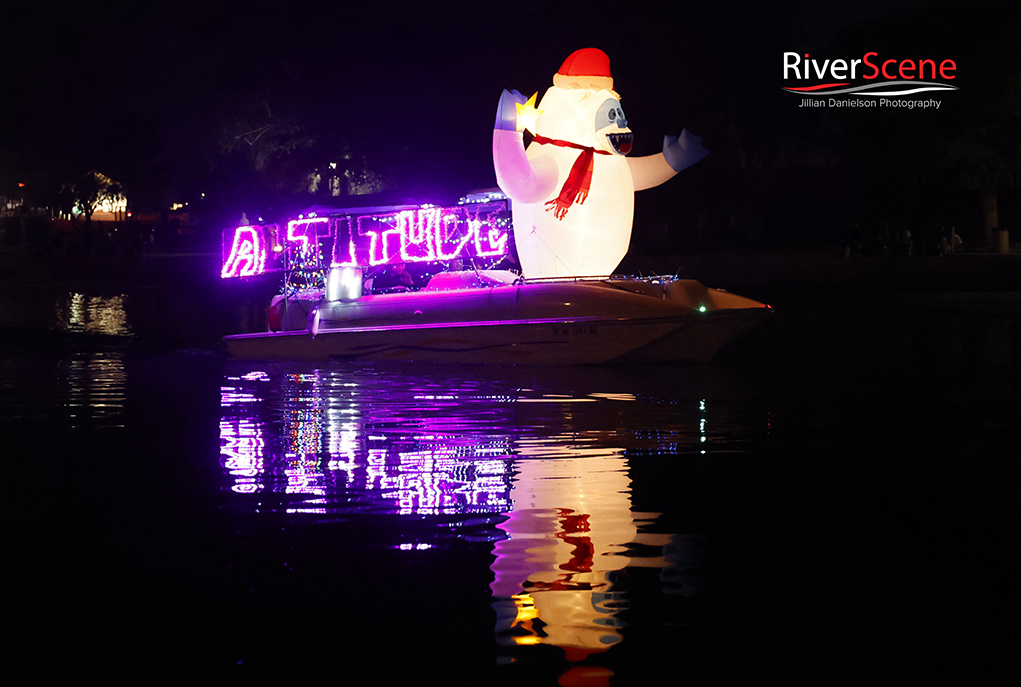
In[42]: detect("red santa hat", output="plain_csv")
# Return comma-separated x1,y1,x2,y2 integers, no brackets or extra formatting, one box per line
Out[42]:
553,48,615,93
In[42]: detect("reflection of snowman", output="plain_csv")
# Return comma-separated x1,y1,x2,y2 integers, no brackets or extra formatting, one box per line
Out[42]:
489,453,636,660
494,48,709,278
489,450,676,666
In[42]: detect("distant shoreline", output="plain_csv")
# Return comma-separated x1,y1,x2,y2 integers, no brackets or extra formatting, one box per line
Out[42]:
2,243,1019,297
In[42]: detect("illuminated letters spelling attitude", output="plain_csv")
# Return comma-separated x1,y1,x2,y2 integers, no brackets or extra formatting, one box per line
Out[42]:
222,203,511,278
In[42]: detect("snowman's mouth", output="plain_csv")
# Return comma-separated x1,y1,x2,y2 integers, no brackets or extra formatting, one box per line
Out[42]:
607,132,633,155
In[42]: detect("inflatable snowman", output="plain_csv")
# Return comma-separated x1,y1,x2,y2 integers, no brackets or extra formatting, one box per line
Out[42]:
493,48,709,278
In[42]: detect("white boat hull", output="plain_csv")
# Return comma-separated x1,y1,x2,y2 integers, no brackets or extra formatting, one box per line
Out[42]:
224,277,771,365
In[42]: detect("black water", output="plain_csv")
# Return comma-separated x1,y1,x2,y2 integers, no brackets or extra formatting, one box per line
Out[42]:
4,285,1019,685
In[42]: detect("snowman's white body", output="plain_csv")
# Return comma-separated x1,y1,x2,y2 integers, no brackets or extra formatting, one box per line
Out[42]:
494,84,677,279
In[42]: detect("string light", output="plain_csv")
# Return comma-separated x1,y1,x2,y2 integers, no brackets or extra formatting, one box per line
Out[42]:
222,201,512,279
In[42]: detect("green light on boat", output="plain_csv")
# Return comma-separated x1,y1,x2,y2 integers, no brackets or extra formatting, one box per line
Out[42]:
698,305,707,313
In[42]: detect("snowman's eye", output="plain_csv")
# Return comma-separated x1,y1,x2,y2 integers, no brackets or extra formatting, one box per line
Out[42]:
595,98,625,132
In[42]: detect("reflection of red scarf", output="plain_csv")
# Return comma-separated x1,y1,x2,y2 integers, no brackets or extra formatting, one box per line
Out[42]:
532,135,611,220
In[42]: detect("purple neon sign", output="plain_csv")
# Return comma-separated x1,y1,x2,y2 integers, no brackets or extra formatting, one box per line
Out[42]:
221,225,272,278
287,217,331,256
221,202,511,279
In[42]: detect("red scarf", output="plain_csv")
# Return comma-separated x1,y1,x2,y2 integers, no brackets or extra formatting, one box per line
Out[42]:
531,135,611,220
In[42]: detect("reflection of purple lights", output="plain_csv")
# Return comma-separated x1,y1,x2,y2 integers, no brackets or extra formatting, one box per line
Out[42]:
218,368,514,515
219,418,266,493
379,451,511,515
220,387,260,406
221,202,510,278
235,371,271,382
222,372,272,406
283,453,327,496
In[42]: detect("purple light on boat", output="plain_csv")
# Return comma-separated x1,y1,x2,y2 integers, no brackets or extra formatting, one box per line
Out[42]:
221,226,268,278
347,204,509,266
286,217,331,256
222,201,511,278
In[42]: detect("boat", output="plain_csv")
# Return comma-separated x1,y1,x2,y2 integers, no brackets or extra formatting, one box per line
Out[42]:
220,196,771,364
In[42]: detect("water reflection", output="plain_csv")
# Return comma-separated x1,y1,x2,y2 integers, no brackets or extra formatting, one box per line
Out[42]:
492,451,639,659
220,368,516,515
57,292,133,336
0,346,128,428
63,349,128,427
217,363,738,678
0,289,134,337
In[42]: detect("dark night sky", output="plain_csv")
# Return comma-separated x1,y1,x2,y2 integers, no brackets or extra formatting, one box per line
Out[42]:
1,0,1016,230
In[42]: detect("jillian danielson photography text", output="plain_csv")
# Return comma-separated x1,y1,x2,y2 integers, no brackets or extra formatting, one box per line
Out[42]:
799,98,944,108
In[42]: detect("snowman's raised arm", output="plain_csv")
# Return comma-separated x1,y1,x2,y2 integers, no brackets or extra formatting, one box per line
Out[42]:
628,129,710,191
495,89,527,131
493,90,558,203
628,151,678,191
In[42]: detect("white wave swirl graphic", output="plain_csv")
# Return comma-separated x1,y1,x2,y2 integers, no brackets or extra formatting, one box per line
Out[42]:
784,80,959,96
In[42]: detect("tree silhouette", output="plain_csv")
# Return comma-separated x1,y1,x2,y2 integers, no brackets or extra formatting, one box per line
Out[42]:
943,66,1021,245
57,170,124,251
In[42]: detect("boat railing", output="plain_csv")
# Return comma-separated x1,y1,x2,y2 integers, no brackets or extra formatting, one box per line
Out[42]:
282,272,685,301
518,274,680,286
